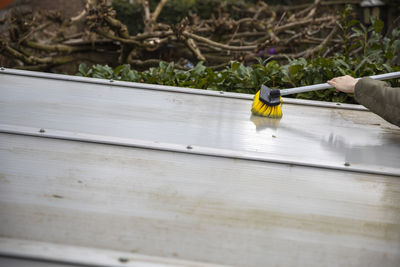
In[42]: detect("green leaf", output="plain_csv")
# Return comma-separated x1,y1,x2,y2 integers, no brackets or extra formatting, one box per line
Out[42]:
346,19,359,28
237,64,248,78
192,61,206,75
231,61,240,72
351,28,363,36
289,64,303,75
113,65,124,76
78,63,88,76
373,18,384,33
348,43,361,52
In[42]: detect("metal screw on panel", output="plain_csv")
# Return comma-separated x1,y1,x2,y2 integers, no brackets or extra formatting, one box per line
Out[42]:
110,79,114,82
118,257,129,263
186,145,193,149
219,91,224,94
344,162,350,167
336,103,341,106
0,67,4,71
39,128,46,133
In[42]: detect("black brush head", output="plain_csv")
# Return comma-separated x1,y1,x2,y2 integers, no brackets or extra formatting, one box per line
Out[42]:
259,85,281,106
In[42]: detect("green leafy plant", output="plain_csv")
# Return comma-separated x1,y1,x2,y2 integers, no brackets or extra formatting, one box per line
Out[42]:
77,55,399,104
77,11,400,104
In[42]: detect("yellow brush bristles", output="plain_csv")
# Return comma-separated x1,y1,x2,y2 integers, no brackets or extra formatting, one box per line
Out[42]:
251,90,283,118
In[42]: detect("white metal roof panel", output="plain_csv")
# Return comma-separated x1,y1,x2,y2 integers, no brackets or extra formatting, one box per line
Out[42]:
0,133,399,267
0,69,399,176
1,68,400,267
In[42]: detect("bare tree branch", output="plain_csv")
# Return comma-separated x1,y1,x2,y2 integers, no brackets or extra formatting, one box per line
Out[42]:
183,31,257,51
185,37,206,61
152,0,168,23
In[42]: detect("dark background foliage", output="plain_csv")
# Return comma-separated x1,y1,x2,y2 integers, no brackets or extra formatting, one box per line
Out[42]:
1,0,399,103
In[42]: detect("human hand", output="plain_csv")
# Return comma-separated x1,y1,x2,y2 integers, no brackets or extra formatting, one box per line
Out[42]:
327,75,358,93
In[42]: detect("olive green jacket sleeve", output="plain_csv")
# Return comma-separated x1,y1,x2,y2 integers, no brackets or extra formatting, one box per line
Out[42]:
354,77,400,127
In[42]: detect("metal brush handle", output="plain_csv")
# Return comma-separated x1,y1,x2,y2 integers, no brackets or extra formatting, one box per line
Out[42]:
279,71,400,96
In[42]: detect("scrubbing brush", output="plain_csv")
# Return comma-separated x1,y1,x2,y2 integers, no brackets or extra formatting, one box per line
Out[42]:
251,85,282,118
251,71,400,118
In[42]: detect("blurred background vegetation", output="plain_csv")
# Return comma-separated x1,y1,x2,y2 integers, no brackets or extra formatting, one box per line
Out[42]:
1,0,399,102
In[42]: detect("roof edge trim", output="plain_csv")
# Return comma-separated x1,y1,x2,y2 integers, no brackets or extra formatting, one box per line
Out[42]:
1,123,398,177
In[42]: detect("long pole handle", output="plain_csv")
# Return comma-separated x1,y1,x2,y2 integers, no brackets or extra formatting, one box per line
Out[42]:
279,71,400,96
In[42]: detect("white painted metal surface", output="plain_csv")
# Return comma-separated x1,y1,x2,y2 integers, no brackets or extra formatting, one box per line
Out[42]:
0,69,399,176
1,132,400,266
0,69,400,267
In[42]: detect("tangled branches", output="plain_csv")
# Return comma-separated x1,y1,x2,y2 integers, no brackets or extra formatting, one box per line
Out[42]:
0,0,343,72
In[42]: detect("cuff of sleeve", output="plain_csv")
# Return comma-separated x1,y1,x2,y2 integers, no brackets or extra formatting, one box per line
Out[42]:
354,77,372,103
